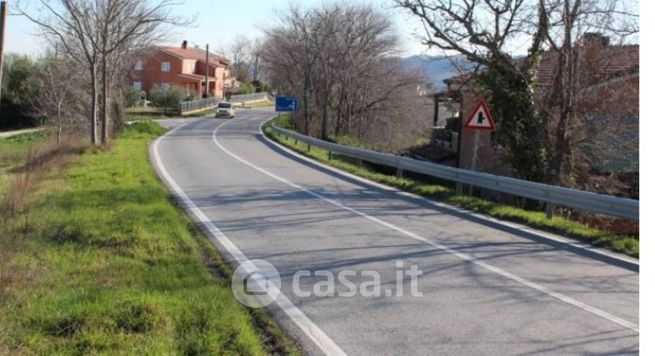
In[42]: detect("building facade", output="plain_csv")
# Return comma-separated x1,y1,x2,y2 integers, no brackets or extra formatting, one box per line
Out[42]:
130,41,234,99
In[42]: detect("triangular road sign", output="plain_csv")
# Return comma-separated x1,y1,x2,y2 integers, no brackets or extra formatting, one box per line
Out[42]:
465,100,496,131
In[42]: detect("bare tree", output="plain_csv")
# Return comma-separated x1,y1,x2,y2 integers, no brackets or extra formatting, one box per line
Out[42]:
262,5,324,134
395,0,550,182
250,37,264,82
18,0,190,145
18,0,103,144
397,0,638,190
225,35,251,83
29,51,81,143
262,3,426,150
537,0,638,185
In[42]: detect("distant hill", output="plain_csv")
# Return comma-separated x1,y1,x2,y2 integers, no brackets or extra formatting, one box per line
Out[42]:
402,55,476,90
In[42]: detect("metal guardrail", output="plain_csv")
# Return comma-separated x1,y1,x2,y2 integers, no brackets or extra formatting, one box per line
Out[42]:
271,125,639,220
179,97,221,114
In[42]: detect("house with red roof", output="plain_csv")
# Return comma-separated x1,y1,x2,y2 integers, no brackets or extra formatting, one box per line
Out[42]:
130,41,236,99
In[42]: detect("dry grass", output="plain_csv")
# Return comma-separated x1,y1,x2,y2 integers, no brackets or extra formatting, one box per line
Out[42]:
1,139,89,222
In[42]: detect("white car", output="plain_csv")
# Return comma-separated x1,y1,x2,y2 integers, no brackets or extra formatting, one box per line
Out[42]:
215,102,236,118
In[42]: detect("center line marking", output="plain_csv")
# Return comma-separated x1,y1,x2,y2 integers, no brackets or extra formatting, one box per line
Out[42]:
152,119,347,356
211,116,639,334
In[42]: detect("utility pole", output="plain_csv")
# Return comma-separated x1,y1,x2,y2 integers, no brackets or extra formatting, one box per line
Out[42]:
0,1,8,102
204,44,209,98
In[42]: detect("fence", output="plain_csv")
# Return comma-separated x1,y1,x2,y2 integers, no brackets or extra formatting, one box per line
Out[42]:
179,97,221,115
229,92,271,104
178,92,272,114
271,125,639,220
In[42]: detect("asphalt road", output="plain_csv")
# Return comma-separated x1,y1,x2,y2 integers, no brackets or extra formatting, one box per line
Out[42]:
151,108,639,355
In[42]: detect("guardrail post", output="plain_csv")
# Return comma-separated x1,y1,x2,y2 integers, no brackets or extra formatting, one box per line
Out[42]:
328,151,332,160
396,168,403,178
268,124,639,220
307,143,311,152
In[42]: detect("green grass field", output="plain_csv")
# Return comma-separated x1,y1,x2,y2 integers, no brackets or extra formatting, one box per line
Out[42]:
0,131,47,195
0,123,299,355
263,115,638,258
245,100,274,108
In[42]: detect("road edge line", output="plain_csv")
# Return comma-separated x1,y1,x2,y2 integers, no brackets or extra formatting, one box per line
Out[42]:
149,120,348,356
212,117,638,333
258,121,638,268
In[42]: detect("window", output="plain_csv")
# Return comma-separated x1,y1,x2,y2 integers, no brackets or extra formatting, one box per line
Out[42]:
133,81,142,90
161,61,171,72
161,83,170,91
134,60,143,71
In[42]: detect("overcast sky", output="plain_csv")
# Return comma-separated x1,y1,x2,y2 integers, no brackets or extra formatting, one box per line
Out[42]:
5,0,432,57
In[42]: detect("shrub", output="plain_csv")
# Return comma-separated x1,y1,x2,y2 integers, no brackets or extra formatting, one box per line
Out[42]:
123,86,143,107
149,85,185,113
0,54,39,130
237,83,255,95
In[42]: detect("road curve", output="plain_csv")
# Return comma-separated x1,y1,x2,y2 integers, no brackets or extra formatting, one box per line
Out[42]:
151,108,638,355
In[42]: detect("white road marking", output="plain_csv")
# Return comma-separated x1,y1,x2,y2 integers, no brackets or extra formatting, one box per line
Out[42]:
151,120,348,356
211,117,639,334
260,121,638,268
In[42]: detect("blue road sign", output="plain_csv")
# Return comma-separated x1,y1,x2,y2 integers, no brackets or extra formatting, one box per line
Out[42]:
275,96,299,112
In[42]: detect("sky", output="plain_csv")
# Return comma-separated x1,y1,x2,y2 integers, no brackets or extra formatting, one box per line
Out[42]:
4,0,431,58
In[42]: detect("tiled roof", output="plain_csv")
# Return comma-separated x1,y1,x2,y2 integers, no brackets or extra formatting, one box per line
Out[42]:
535,45,639,88
161,46,229,67
437,43,639,93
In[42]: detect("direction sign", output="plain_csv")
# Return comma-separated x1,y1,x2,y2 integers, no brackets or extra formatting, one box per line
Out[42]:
275,96,299,112
465,100,496,131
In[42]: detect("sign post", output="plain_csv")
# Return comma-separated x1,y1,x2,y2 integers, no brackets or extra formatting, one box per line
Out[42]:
275,95,299,144
464,99,496,194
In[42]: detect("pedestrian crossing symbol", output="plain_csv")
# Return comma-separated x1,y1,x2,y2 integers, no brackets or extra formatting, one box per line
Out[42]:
464,100,496,131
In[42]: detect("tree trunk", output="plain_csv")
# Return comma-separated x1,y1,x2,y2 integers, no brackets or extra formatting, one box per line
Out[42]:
547,0,579,185
320,90,329,141
90,64,99,145
101,55,110,144
303,73,311,135
57,102,62,144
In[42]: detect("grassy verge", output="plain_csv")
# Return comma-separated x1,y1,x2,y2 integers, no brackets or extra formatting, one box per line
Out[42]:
245,100,274,108
0,131,48,194
263,114,638,258
125,107,215,121
0,122,299,355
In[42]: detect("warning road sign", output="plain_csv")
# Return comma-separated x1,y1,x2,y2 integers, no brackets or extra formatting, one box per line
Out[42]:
465,100,496,131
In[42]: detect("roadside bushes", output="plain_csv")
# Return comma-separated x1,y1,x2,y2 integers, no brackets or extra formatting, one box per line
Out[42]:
123,86,143,108
0,54,39,130
149,85,185,114
237,83,256,95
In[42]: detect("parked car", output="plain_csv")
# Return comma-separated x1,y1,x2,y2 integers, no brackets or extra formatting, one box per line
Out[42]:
215,102,236,118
